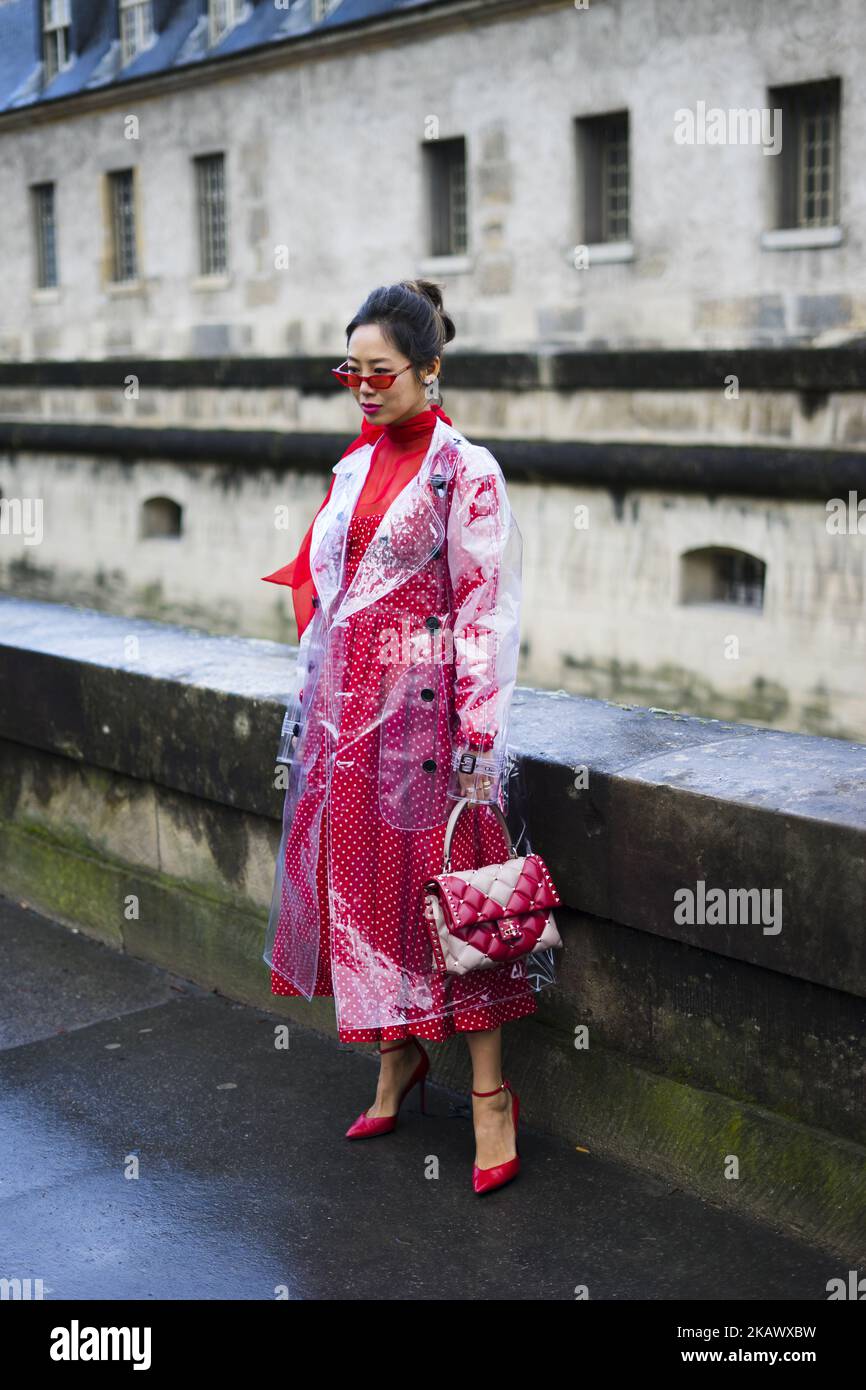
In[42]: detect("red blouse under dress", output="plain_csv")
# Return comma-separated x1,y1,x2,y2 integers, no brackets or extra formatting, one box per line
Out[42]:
269,407,537,1042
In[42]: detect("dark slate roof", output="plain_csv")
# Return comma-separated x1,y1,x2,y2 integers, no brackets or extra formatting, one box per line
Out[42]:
0,0,441,114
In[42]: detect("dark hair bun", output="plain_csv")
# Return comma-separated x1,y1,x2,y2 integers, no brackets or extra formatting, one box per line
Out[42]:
402,278,456,346
345,280,457,389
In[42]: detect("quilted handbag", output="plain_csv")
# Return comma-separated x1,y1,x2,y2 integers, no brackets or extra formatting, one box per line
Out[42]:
422,796,563,975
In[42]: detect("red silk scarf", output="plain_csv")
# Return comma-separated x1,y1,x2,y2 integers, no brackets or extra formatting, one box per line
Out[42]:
261,403,453,638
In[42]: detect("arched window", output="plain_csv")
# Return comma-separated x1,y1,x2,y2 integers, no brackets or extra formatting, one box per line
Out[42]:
679,547,766,610
140,496,182,539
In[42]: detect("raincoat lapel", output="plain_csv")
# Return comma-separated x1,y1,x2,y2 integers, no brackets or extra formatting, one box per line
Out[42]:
310,416,461,627
307,443,372,618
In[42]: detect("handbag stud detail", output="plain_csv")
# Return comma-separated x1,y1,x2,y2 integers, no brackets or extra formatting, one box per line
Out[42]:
422,796,563,976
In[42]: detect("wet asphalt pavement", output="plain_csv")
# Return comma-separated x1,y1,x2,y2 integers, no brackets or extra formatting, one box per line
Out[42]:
0,893,843,1301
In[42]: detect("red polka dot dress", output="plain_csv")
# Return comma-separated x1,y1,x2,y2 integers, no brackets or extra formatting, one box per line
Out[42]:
269,407,538,1043
271,511,539,1045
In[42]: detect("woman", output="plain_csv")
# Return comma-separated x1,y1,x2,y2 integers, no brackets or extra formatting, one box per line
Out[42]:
262,279,554,1194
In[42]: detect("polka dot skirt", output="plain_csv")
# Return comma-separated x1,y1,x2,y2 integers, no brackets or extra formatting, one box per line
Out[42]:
271,511,538,1044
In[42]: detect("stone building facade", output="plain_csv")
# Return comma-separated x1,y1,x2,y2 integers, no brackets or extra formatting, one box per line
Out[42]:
0,0,864,741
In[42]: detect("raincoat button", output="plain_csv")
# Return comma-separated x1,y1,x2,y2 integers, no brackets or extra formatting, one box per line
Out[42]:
420,688,434,700
312,596,319,607
425,615,440,630
422,758,437,772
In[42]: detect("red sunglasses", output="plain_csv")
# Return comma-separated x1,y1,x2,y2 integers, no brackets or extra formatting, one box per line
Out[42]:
331,361,414,390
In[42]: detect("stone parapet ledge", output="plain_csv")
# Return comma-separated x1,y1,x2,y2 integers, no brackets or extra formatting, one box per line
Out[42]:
1,596,864,998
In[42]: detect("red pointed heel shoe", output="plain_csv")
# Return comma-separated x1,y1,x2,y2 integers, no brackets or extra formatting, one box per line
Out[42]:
344,1037,430,1139
471,1079,520,1194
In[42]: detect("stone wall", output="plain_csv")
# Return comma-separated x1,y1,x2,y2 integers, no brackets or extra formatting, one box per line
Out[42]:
0,596,864,1259
2,349,865,739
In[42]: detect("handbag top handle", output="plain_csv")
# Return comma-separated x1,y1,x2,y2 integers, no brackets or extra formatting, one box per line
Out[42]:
442,796,519,873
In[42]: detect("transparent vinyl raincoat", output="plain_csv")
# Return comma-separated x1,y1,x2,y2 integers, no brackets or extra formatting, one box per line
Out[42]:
263,414,556,1032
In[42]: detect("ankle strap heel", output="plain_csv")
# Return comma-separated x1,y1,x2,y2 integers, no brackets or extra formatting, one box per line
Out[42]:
345,1038,430,1140
470,1080,520,1195
471,1079,511,1096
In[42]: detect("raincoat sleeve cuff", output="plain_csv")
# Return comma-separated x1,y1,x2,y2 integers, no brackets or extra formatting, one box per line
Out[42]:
446,743,507,803
445,454,522,804
274,619,317,765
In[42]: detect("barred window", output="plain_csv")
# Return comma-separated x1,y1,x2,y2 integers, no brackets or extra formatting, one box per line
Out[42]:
769,78,841,229
195,154,228,275
577,111,630,243
424,137,468,256
108,169,138,282
32,183,58,288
